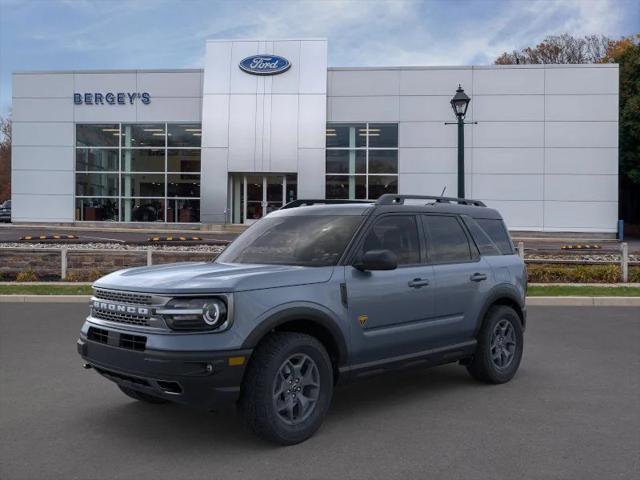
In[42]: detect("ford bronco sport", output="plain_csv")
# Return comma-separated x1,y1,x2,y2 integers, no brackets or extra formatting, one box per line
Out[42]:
78,194,527,445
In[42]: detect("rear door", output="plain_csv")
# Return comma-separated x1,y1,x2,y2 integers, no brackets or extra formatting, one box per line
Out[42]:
421,214,493,344
345,214,436,364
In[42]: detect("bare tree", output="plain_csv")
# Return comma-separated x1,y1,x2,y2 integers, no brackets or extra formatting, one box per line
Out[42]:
495,34,610,64
0,116,11,202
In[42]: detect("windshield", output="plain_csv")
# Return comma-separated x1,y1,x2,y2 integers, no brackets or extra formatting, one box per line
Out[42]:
216,215,363,267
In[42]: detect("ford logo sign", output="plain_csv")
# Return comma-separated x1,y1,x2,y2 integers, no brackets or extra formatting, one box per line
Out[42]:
239,55,291,76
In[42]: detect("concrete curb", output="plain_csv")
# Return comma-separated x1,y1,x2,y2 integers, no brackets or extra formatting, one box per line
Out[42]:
1,295,639,306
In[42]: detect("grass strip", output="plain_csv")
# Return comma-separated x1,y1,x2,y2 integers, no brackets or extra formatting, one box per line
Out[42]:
527,285,640,297
0,284,93,295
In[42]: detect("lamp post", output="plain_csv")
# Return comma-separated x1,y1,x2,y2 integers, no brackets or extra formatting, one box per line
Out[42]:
447,85,472,198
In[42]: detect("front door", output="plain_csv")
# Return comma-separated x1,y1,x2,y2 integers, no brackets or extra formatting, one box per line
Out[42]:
230,174,297,224
345,214,436,365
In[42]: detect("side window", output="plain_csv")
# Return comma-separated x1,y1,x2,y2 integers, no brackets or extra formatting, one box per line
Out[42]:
462,216,502,256
360,215,420,265
476,218,514,255
422,215,472,263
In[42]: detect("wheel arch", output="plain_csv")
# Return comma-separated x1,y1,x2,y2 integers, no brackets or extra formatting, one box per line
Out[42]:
475,285,526,335
241,306,349,377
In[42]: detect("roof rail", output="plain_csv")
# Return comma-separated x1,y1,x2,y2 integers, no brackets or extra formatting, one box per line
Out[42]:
376,194,486,207
281,199,373,209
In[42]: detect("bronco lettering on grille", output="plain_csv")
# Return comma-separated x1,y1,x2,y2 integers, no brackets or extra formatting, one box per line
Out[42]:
92,300,149,316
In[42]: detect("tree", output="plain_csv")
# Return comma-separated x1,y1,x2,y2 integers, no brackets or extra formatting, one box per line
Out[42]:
495,34,610,64
495,33,640,225
0,116,10,203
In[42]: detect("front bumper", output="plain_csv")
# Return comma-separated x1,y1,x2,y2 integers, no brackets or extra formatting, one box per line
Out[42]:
77,333,252,410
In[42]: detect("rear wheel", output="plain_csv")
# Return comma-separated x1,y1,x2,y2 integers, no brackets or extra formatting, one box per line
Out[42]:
467,305,523,384
118,385,169,404
239,332,333,445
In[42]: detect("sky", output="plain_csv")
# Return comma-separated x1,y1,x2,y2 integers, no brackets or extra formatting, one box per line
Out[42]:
0,0,638,116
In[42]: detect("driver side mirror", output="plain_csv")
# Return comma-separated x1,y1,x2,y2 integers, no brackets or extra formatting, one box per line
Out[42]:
353,249,398,271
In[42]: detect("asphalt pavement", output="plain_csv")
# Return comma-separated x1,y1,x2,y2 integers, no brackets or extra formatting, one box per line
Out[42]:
1,304,638,480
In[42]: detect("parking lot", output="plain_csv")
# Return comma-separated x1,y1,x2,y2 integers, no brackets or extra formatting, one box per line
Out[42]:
1,304,638,480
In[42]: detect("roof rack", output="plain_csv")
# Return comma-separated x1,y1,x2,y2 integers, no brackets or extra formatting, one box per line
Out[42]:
376,194,486,207
281,199,373,209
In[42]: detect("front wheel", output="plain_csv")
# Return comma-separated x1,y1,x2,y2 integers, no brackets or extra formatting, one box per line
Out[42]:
467,305,523,384
239,332,334,445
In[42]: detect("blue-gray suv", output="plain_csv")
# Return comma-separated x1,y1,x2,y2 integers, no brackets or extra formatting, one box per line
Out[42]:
78,194,527,444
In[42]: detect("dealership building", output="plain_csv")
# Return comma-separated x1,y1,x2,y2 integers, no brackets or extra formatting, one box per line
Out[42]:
11,39,619,232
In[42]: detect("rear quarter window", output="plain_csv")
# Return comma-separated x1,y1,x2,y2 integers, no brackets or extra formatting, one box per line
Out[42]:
475,218,514,255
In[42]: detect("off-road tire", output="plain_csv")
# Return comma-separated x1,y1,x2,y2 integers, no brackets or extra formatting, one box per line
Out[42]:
239,332,334,445
118,385,169,404
467,305,523,384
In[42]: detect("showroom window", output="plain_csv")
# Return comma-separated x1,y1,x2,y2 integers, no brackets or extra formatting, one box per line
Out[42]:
75,123,201,222
325,123,398,200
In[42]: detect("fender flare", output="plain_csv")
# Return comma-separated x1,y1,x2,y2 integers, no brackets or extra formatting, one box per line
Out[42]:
241,305,349,366
474,284,526,335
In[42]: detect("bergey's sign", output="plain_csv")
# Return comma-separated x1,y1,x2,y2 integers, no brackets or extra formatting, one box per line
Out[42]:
74,92,151,105
239,55,291,75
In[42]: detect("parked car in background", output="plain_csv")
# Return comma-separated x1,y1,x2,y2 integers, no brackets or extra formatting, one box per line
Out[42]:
0,200,11,222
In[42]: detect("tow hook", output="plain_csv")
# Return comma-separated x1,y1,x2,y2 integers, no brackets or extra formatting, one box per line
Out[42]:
83,363,93,370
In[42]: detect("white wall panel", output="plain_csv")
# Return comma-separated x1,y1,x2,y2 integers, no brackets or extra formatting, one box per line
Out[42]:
227,94,257,171
13,73,74,98
200,148,228,223
137,72,202,97
473,95,543,122
13,170,73,195
544,201,617,231
545,148,618,175
298,95,326,149
11,194,74,222
12,146,73,171
399,147,472,173
12,122,73,147
474,174,543,201
545,122,617,148
399,173,458,197
483,200,543,230
299,41,328,94
13,98,73,122
473,67,544,95
473,148,544,174
203,42,232,94
474,122,544,148
74,73,136,92
329,70,399,96
545,174,617,202
269,95,299,172
136,97,201,122
298,149,325,198
399,96,467,122
201,95,229,148
545,66,618,95
545,94,618,121
400,122,473,148
73,103,136,122
329,96,399,122
399,69,472,96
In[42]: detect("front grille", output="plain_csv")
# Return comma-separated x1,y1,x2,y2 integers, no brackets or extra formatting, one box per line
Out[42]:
93,289,153,305
119,333,146,351
92,309,150,327
87,327,109,344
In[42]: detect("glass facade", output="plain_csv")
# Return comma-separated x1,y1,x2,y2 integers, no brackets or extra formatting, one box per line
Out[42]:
75,123,201,222
325,123,398,200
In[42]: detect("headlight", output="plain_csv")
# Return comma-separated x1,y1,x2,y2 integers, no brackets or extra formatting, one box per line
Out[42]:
157,297,229,331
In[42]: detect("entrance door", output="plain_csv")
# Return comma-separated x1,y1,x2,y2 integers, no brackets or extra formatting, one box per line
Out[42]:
230,174,296,224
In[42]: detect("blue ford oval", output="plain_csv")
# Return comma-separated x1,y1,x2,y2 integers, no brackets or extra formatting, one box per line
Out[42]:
239,55,291,75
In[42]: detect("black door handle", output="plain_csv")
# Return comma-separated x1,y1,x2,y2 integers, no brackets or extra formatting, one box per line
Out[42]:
470,273,487,282
408,278,430,288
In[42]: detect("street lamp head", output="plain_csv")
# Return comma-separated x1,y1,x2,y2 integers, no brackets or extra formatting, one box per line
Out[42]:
450,84,470,119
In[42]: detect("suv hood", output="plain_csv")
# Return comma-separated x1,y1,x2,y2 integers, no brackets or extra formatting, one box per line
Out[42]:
93,262,334,294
